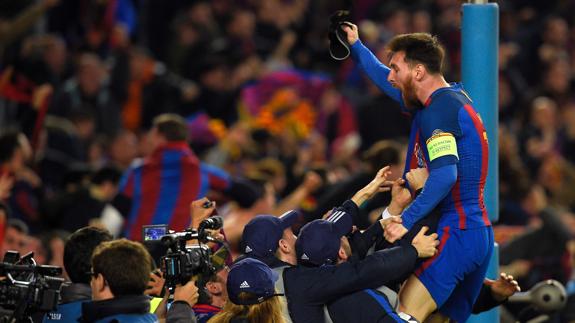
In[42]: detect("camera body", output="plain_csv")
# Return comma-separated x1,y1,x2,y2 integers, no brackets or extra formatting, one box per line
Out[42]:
162,243,214,288
157,216,223,292
0,251,64,322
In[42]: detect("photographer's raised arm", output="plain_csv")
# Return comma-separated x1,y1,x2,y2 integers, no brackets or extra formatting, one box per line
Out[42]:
189,197,216,230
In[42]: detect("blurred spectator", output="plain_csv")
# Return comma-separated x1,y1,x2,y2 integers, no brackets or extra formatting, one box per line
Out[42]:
108,130,140,170
0,131,43,230
50,53,121,138
0,218,29,256
519,97,559,176
115,114,256,240
0,0,60,60
44,166,122,234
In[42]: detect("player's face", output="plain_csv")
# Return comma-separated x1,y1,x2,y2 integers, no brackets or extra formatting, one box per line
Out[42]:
388,51,422,108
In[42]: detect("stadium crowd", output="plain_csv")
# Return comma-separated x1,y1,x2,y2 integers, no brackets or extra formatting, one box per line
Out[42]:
0,0,574,322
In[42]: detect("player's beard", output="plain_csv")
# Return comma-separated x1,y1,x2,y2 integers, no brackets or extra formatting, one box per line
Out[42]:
401,75,423,109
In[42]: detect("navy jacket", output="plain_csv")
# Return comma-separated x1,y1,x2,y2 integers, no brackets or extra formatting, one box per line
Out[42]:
80,295,158,323
327,289,405,323
43,283,92,322
283,244,418,323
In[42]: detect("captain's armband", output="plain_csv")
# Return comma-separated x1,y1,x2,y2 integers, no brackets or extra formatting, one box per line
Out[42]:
426,133,458,162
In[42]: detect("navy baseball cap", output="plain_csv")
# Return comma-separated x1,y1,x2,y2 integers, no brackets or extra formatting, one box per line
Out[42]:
241,210,300,258
295,208,353,266
227,258,283,305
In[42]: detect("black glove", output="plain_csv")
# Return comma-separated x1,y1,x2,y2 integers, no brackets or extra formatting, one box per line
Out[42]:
329,10,353,60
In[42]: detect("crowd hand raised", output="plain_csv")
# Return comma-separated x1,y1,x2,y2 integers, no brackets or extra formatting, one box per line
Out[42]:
341,22,359,45
485,272,521,302
410,227,439,258
174,279,199,307
302,170,322,194
145,270,165,297
0,174,14,200
190,197,216,229
406,168,429,192
390,178,412,213
352,166,392,207
365,166,393,195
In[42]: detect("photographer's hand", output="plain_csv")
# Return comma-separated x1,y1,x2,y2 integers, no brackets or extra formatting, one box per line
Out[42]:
145,270,165,297
190,197,216,229
173,279,199,307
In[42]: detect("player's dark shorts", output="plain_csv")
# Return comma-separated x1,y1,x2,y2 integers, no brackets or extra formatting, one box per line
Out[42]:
414,225,494,323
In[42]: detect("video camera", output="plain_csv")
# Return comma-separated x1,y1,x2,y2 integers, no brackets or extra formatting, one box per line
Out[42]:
143,216,224,299
0,251,64,323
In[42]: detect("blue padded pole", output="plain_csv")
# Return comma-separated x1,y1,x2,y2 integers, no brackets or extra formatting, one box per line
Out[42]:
462,2,499,323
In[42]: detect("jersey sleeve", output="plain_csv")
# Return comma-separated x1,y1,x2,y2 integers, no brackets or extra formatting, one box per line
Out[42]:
350,40,404,107
419,97,463,170
401,163,457,230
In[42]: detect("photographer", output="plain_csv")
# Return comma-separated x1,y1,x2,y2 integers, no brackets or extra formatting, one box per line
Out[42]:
81,239,158,322
44,226,112,322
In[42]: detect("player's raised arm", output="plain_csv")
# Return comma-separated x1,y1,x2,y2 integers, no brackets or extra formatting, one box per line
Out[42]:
342,23,403,104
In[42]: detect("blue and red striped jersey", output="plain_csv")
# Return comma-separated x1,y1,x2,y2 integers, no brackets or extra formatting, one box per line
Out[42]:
119,142,230,240
404,84,490,229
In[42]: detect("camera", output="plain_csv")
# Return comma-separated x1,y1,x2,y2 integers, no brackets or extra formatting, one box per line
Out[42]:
159,217,224,296
0,251,64,323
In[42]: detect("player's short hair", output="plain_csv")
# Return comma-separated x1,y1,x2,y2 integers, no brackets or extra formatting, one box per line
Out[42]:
387,33,445,75
152,113,188,142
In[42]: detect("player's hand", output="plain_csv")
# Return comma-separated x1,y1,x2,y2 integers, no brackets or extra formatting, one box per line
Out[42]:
173,279,199,307
145,270,165,297
384,221,408,243
410,226,439,258
485,272,521,302
406,168,429,192
341,23,359,46
190,197,216,229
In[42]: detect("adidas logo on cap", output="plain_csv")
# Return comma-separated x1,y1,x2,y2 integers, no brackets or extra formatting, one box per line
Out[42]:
245,245,253,253
301,253,309,260
240,281,250,289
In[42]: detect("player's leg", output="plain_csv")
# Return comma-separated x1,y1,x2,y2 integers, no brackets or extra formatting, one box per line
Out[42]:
398,226,468,322
398,274,438,321
438,227,494,322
